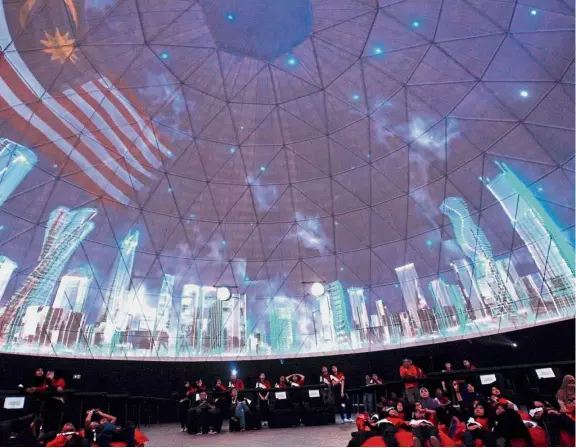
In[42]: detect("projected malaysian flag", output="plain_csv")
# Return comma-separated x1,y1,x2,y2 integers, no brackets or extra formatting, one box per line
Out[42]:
0,55,172,204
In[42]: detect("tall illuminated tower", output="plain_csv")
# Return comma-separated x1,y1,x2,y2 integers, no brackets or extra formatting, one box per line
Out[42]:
177,284,202,355
428,278,467,329
270,303,294,352
441,197,515,316
348,287,370,347
152,274,175,352
486,163,575,307
395,263,436,335
53,266,92,313
375,300,392,343
0,256,17,302
326,281,351,345
0,207,96,341
451,259,488,319
102,231,139,343
222,294,247,353
0,138,37,207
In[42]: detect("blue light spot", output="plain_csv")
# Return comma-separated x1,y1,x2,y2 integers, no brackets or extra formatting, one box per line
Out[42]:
244,276,250,281
530,9,537,16
537,187,543,192
190,214,196,219
367,153,371,159
520,90,529,98
168,187,173,192
260,166,266,172
426,239,433,247
374,47,383,55
229,147,236,153
412,21,421,28
221,240,227,246
160,52,169,60
53,164,58,168
227,13,235,21
287,57,297,66
0,226,4,231
478,176,483,181
395,283,399,288
340,267,344,271
352,94,360,101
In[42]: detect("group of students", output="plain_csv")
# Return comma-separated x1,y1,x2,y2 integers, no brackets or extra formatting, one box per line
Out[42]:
179,364,355,434
352,372,575,447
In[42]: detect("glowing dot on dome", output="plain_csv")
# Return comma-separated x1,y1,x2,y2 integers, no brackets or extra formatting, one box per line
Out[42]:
426,239,433,247
53,164,58,168
221,240,227,246
244,276,250,281
310,282,325,297
374,47,383,55
530,9,537,16
287,57,297,66
227,13,235,21
395,284,399,288
240,126,244,130
229,147,236,153
260,166,266,171
340,267,344,271
0,226,4,230
520,90,529,98
160,52,169,60
217,286,231,301
352,94,360,101
537,187,543,192
412,21,420,28
168,187,172,192
478,176,483,181
190,214,196,219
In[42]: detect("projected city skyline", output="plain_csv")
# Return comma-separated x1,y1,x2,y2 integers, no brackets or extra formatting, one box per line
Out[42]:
0,158,573,359
0,0,573,360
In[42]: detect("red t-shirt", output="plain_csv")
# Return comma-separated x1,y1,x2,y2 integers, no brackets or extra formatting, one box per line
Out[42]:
256,380,271,389
230,378,244,390
214,383,227,392
331,372,345,385
276,381,288,389
399,365,420,389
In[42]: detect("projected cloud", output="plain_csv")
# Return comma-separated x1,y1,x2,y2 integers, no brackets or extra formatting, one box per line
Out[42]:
0,0,574,361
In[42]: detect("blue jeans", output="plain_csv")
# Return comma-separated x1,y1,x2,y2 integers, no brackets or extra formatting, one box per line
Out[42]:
234,402,248,428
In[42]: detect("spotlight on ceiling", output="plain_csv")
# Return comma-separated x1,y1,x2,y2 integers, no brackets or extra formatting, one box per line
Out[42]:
216,286,232,301
512,342,518,348
310,282,325,297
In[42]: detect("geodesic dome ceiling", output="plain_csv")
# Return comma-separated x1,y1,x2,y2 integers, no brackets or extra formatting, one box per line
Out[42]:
0,0,574,361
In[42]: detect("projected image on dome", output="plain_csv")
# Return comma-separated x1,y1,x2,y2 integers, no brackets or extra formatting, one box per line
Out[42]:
0,0,573,360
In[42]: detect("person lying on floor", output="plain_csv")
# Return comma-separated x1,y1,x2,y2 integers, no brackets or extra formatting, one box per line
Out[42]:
461,402,497,447
84,409,135,447
493,402,533,447
187,390,222,435
409,407,441,447
38,422,89,447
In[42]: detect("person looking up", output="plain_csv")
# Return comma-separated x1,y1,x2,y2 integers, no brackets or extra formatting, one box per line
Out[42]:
229,388,249,431
275,375,288,388
556,374,575,419
195,379,207,392
229,372,244,390
462,360,476,370
256,373,271,427
462,403,495,447
331,365,352,423
26,367,46,393
399,358,421,404
320,366,330,385
214,379,227,392
286,373,305,387
493,402,532,447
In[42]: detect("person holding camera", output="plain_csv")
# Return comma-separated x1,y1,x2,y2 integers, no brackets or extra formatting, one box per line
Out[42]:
187,391,221,435
84,409,135,447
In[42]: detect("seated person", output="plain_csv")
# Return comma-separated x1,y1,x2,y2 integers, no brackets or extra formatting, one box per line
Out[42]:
408,408,440,447
419,388,441,410
84,409,135,447
530,399,575,446
493,403,532,447
413,402,437,426
187,391,221,435
489,386,518,410
229,388,249,431
38,423,89,447
462,403,496,447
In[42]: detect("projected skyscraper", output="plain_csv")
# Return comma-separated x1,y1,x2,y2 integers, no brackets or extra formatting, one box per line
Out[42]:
0,256,17,301
0,207,96,341
53,266,92,313
270,303,295,352
348,287,370,347
177,284,201,355
486,163,575,310
102,231,139,343
0,138,37,207
395,263,437,335
222,294,247,353
152,274,175,352
441,198,515,316
428,278,467,330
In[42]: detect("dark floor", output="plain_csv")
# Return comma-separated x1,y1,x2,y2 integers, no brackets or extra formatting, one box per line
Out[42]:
144,421,355,446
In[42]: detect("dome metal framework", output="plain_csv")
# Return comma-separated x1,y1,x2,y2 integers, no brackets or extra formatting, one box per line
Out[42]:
0,0,573,360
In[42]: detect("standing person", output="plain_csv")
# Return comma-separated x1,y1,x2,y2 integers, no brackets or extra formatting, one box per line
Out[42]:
178,381,194,432
462,360,476,370
214,379,227,392
255,373,271,427
275,375,288,388
363,374,381,414
42,370,67,433
286,373,305,387
330,365,352,423
556,374,575,419
229,372,245,390
195,379,207,392
399,358,421,404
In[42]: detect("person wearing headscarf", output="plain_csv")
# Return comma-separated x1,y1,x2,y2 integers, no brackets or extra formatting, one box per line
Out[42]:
556,374,575,420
